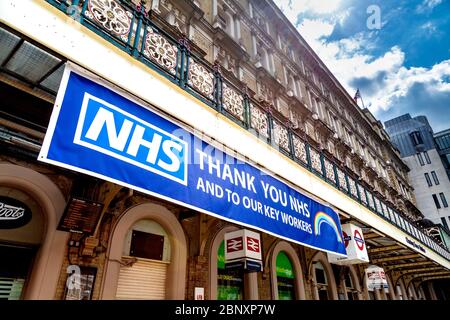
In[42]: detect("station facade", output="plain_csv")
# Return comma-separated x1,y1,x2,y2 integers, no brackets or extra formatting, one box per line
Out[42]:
0,0,449,301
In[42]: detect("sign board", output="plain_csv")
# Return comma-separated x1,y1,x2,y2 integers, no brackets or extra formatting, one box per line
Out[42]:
365,265,388,291
194,287,204,300
327,223,369,265
39,65,346,256
58,197,103,234
0,196,32,229
225,229,262,261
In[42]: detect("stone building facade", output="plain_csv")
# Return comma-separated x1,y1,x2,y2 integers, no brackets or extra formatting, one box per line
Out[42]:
0,0,449,301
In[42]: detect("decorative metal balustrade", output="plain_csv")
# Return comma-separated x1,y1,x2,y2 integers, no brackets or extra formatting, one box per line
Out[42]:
44,0,450,261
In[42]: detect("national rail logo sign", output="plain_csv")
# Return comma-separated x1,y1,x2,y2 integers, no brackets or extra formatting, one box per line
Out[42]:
39,65,346,257
227,237,244,253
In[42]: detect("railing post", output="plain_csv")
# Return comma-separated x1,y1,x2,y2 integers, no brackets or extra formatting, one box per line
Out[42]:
344,173,351,196
132,0,146,57
243,86,251,129
333,163,339,188
267,107,274,146
287,124,295,159
213,61,223,112
178,36,190,87
305,142,311,170
355,182,362,204
319,152,326,179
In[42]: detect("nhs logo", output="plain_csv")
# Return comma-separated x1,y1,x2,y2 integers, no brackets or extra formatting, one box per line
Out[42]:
73,93,188,185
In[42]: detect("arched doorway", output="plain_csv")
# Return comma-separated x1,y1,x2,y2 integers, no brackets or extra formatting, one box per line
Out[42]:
341,266,362,300
100,202,187,299
310,252,338,300
208,225,258,300
269,241,305,300
217,240,244,300
0,163,68,299
395,278,409,300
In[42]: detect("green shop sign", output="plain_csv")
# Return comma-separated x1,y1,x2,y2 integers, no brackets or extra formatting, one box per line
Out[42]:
276,252,294,279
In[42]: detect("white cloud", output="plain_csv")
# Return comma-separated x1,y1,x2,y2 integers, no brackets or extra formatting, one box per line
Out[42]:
274,0,450,128
274,0,343,22
297,19,334,42
416,0,443,13
290,17,450,117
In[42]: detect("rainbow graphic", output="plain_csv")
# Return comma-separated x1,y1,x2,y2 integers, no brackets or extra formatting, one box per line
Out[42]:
314,211,343,243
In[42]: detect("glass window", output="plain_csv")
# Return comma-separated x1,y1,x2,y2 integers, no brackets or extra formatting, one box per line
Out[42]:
409,131,423,146
432,194,441,209
441,217,449,230
423,151,431,164
431,171,440,185
344,272,358,301
276,252,295,300
314,262,328,300
417,153,425,166
439,193,448,208
217,241,244,300
424,173,432,187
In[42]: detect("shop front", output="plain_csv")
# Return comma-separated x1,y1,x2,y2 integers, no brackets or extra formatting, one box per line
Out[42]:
0,164,68,300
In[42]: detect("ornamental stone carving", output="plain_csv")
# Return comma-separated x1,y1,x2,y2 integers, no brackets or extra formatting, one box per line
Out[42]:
358,184,367,204
143,27,178,75
223,83,245,122
273,121,289,150
293,135,307,164
337,168,348,191
86,0,132,41
188,58,214,100
310,148,322,174
324,159,335,182
348,178,357,197
250,104,269,138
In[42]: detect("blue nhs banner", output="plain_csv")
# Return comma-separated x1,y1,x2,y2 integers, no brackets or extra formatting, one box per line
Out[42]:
40,66,346,256
74,93,187,185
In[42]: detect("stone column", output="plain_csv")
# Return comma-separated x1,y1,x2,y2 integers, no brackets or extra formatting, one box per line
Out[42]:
251,32,258,59
212,0,218,27
427,282,438,300
234,15,241,41
151,0,161,13
269,50,275,75
244,272,259,300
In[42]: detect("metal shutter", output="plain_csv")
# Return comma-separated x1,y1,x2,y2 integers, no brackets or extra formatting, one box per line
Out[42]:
0,278,25,300
116,257,169,300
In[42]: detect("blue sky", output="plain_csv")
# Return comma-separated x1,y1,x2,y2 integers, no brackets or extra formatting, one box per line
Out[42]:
274,0,450,132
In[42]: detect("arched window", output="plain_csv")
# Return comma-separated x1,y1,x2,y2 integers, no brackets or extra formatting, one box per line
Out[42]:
276,251,295,300
396,284,403,300
217,240,244,300
116,219,171,300
344,272,358,300
270,241,305,300
224,11,235,39
314,262,329,300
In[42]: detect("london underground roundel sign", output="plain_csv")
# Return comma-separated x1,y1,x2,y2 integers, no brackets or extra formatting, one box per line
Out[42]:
354,229,365,251
342,231,351,249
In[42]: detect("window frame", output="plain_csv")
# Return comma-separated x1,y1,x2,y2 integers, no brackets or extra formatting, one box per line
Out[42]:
432,194,441,209
439,193,448,208
424,173,432,187
423,151,431,164
431,171,440,185
417,153,425,166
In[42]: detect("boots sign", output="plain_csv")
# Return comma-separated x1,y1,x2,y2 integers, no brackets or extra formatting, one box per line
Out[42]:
0,196,32,229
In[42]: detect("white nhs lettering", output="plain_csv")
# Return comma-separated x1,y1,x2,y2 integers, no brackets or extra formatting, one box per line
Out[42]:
74,93,188,185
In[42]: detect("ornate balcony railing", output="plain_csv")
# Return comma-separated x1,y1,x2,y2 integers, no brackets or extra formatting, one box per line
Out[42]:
44,0,450,261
